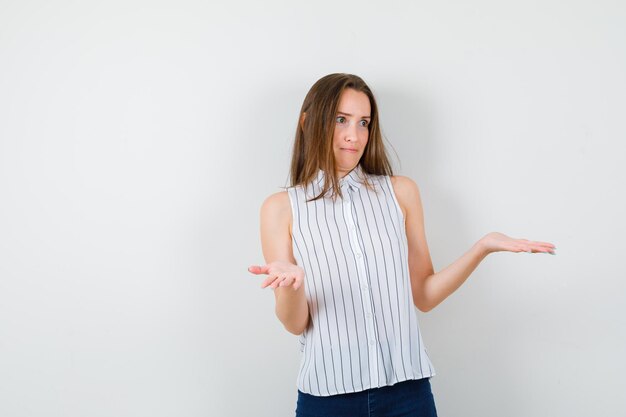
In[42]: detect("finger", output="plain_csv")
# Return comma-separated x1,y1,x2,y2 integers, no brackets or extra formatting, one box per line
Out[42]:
293,277,303,290
524,245,555,254
270,275,286,289
532,245,556,254
528,241,557,251
510,242,554,253
261,275,278,288
534,242,557,249
279,276,296,287
512,244,532,253
248,265,270,275
285,276,301,290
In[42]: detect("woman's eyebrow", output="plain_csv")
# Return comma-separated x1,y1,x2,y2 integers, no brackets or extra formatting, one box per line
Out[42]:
337,111,371,119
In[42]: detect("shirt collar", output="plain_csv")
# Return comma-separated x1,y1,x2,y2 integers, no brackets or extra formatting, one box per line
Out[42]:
315,165,364,192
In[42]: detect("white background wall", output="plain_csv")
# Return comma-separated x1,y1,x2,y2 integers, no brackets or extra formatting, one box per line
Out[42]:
1,1,625,416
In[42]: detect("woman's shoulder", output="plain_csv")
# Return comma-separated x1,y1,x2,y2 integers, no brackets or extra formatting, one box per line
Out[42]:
261,190,291,214
389,174,418,190
260,190,292,235
363,171,420,199
389,175,422,215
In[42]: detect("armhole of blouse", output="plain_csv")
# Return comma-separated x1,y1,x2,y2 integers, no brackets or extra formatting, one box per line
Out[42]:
286,187,296,239
384,175,406,225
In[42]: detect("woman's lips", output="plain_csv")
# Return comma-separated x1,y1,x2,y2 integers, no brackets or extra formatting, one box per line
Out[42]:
341,148,358,153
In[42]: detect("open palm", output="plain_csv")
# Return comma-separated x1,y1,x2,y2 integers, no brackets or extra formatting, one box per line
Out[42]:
479,232,556,255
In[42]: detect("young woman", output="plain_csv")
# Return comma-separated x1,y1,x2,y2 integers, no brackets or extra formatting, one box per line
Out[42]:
248,73,556,417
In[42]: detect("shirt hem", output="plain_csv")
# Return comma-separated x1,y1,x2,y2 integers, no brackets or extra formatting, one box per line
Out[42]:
296,371,437,397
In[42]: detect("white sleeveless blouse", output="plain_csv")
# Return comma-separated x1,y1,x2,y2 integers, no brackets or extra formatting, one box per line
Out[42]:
286,164,436,397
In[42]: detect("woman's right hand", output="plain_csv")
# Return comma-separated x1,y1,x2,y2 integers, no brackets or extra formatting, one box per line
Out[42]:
248,261,305,290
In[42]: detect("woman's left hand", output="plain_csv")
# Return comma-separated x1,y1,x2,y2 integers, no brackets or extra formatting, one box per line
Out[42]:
478,232,556,256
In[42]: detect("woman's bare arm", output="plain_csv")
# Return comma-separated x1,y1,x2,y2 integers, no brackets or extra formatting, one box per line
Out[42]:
391,175,555,312
248,191,309,335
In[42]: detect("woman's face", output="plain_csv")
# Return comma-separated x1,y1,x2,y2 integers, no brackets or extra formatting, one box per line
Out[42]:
332,88,371,178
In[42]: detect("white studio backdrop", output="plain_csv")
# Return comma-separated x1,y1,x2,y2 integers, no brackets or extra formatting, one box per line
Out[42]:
1,1,624,416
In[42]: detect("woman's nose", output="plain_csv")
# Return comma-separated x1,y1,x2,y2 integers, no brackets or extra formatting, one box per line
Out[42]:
345,123,358,141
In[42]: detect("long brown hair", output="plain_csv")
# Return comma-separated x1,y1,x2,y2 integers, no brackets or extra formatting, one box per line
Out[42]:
288,73,393,201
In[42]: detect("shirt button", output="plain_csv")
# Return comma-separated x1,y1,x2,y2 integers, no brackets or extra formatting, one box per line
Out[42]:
366,312,373,318
369,340,376,346
356,253,362,258
349,224,356,231
362,284,369,290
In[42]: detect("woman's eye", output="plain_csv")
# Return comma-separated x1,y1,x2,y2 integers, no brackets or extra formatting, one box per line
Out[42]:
360,120,369,127
336,116,346,124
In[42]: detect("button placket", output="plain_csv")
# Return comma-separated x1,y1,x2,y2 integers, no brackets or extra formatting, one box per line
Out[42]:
342,188,379,386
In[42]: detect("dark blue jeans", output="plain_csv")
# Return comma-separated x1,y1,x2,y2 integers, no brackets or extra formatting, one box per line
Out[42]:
295,378,438,417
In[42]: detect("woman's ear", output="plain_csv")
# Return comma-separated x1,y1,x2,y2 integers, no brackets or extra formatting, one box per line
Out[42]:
300,112,306,130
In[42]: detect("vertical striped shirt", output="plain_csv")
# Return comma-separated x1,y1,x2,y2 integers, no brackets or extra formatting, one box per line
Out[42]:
286,164,436,397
